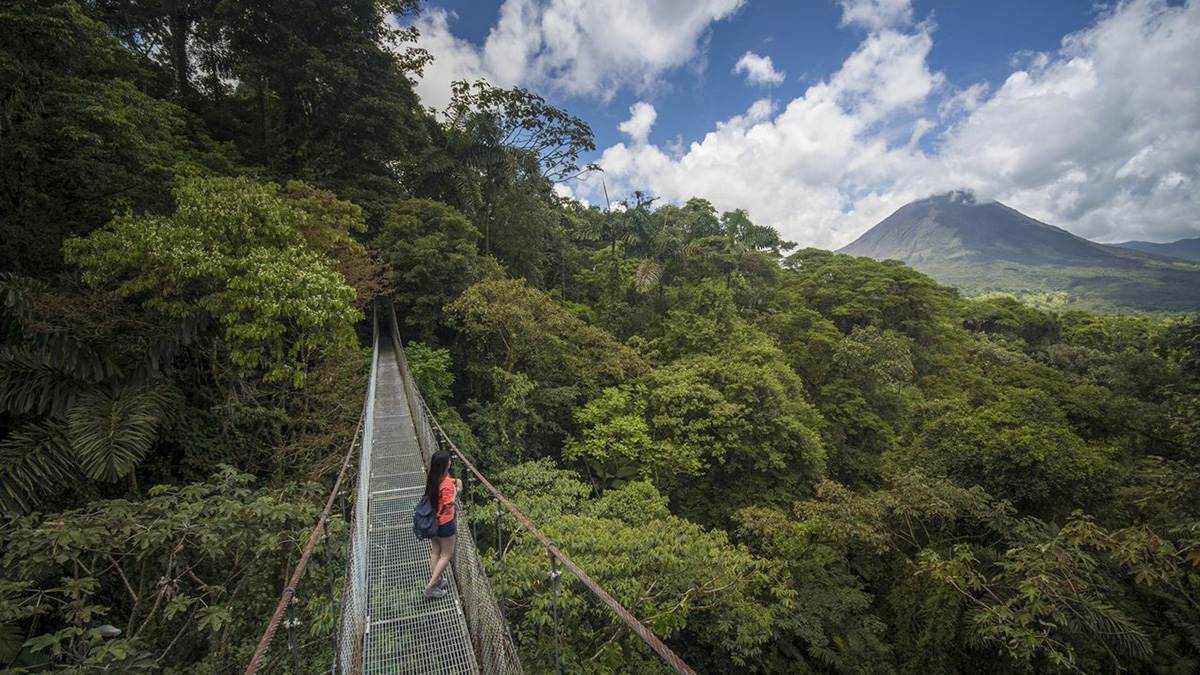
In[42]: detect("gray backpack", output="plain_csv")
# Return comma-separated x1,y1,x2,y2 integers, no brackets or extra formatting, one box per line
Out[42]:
413,496,439,539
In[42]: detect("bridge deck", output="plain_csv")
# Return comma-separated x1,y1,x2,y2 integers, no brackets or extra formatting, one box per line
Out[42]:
363,340,478,674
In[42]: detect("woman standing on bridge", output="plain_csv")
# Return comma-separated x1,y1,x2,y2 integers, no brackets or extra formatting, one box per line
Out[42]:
423,449,462,599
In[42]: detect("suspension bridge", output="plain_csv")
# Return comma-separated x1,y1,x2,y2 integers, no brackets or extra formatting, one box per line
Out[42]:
243,302,696,674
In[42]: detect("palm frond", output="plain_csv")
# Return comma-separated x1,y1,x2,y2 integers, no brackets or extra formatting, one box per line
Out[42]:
1075,599,1153,660
634,259,664,293
0,346,86,417
68,384,174,482
0,272,52,323
127,313,207,386
0,419,76,515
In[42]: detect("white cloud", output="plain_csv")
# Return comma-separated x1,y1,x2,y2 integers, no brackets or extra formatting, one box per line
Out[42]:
587,24,944,249
408,0,745,110
584,0,1200,247
937,0,1200,243
839,0,914,31
734,51,786,86
619,102,658,144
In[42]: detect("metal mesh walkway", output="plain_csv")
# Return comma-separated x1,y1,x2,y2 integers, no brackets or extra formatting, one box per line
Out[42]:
363,339,479,674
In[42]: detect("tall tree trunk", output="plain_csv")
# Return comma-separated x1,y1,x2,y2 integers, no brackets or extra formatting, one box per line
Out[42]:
257,75,269,159
610,236,618,299
168,2,190,95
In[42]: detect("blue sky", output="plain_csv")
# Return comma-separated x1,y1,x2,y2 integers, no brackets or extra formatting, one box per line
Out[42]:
404,0,1200,248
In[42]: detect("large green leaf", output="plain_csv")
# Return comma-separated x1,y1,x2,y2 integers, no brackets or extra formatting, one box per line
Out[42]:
67,385,172,482
0,419,75,514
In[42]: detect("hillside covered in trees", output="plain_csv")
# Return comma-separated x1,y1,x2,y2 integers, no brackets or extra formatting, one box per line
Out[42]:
1,2,1198,673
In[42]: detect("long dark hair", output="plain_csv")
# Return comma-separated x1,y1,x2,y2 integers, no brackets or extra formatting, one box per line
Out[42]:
423,449,451,511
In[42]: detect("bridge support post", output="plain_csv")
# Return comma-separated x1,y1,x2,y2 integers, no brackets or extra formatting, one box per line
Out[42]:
495,497,504,569
324,521,339,675
284,592,300,674
550,549,562,675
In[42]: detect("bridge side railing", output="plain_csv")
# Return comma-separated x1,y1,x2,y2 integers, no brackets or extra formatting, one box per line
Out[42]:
244,312,375,675
333,309,379,674
386,302,524,675
385,301,696,675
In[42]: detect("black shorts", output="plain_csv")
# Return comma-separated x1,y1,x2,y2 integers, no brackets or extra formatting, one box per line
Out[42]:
437,518,457,538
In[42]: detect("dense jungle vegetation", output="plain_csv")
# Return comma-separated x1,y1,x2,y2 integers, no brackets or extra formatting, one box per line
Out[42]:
2,1,1198,673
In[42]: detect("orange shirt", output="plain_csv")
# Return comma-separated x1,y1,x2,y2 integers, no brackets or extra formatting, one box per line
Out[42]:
437,475,456,525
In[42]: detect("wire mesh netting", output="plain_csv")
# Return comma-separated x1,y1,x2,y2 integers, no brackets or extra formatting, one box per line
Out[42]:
334,312,519,674
390,311,524,675
330,301,692,675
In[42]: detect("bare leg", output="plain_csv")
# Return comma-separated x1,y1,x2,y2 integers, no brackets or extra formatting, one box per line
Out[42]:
428,534,456,588
426,538,442,589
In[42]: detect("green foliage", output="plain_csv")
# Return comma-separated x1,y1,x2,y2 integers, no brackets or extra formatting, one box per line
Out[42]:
480,462,776,673
65,175,362,387
0,467,335,673
374,198,491,336
563,385,673,491
920,515,1192,673
443,79,597,184
963,295,1062,345
0,0,213,274
782,248,959,349
449,279,643,387
737,506,894,674
907,387,1118,517
449,279,646,459
816,326,921,486
0,277,193,513
405,341,455,412
653,281,742,359
639,330,826,525
3,0,1199,670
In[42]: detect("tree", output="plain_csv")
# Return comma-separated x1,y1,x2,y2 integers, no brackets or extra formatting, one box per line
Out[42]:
781,249,958,351
638,330,826,526
0,467,335,672
447,279,645,460
421,79,597,255
443,79,597,184
812,326,921,487
0,0,205,274
920,514,1196,673
563,385,671,492
64,175,363,388
489,178,564,287
478,461,778,674
905,387,1118,518
87,0,431,219
373,198,492,337
625,193,687,295
0,274,190,514
736,506,894,674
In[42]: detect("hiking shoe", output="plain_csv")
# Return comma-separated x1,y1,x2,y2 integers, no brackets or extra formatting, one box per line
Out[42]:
438,577,449,591
422,586,447,599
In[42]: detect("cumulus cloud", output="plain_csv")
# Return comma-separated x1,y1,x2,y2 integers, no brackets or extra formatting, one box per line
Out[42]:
619,102,658,144
408,0,745,110
734,51,786,86
937,0,1200,243
585,0,1200,247
839,0,914,31
588,24,945,249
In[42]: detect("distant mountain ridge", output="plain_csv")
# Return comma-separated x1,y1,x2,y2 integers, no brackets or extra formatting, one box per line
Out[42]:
1111,237,1200,262
837,192,1200,313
